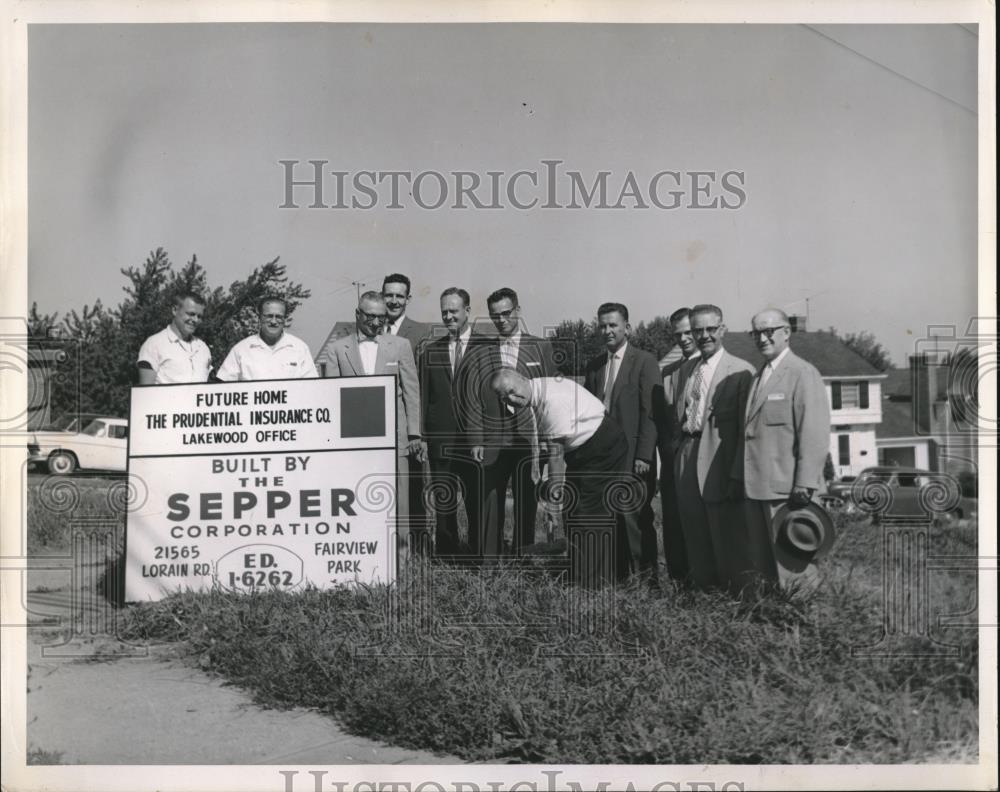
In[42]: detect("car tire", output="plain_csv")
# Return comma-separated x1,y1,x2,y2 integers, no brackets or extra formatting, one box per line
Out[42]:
48,451,77,476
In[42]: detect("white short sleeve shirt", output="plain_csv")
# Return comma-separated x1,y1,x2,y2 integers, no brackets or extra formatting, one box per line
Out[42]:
137,325,212,384
216,332,318,382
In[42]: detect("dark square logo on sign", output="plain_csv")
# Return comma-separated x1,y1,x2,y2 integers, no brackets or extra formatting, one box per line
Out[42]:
340,386,386,438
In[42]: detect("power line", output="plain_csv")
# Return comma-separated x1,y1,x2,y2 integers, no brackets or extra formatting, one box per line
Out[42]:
802,24,977,117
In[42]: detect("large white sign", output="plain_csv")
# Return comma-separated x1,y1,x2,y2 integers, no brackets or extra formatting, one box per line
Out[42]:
124,376,397,601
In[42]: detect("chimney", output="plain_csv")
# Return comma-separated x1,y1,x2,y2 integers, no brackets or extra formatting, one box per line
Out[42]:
788,314,806,333
910,352,941,434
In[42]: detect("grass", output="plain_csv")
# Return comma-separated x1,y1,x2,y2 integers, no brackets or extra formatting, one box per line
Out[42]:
28,474,980,764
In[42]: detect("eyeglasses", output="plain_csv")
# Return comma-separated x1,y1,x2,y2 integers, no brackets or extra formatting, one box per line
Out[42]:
691,326,721,337
358,310,387,323
749,326,789,340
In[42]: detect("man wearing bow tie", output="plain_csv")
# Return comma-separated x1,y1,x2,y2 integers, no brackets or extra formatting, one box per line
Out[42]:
321,291,424,552
743,308,830,586
672,304,755,591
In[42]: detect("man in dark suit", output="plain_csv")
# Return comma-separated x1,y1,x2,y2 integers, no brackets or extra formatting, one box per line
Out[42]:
652,307,701,583
419,287,484,557
382,273,431,354
459,287,556,557
672,304,755,592
583,302,660,583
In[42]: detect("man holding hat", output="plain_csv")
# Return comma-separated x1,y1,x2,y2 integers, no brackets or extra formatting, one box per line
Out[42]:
743,308,832,586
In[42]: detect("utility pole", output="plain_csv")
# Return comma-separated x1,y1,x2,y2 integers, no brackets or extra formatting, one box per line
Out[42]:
351,281,365,302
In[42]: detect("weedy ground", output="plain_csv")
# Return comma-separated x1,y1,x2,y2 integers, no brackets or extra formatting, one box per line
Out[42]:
28,475,979,764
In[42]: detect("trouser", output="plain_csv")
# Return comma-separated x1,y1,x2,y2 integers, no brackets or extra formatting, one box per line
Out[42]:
564,415,630,588
744,498,820,588
427,451,485,558
620,456,659,581
674,435,752,591
658,446,690,582
482,444,538,556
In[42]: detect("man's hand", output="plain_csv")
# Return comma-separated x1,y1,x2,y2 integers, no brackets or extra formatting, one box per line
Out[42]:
725,479,744,502
407,439,426,461
788,486,813,508
471,445,485,463
634,459,650,476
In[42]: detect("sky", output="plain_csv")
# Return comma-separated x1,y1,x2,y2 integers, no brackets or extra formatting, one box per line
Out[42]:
27,23,979,365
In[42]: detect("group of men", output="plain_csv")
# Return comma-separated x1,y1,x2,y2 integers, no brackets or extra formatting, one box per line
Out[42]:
137,276,831,593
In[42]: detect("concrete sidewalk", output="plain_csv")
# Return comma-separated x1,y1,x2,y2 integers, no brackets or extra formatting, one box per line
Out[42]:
25,584,461,765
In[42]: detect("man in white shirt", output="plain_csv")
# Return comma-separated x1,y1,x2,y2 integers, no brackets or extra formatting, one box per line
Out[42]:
672,304,755,592
491,368,629,588
137,292,213,385
216,297,317,381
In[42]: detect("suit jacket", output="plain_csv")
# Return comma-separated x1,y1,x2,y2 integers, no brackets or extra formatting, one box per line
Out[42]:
455,333,556,463
673,350,755,503
391,315,431,357
419,333,470,459
324,332,420,457
743,350,830,500
583,344,659,466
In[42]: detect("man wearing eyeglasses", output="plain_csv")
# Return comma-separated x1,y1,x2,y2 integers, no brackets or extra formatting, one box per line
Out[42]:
743,308,830,586
322,291,424,552
216,297,317,381
652,307,702,584
672,304,755,591
461,287,556,558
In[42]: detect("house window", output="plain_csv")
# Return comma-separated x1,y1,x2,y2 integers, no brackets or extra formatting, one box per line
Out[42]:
838,434,851,466
831,381,869,410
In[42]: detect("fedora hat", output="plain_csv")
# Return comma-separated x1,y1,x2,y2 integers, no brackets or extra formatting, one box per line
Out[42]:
772,501,835,574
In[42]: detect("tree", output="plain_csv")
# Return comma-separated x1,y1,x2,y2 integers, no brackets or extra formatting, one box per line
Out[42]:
30,248,311,417
550,319,603,377
631,316,675,361
828,327,894,372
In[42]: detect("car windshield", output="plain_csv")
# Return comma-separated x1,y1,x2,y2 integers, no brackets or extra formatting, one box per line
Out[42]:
46,414,92,432
81,420,107,437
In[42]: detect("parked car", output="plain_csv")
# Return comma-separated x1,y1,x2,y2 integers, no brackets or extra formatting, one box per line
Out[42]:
27,416,129,475
825,466,976,524
820,475,856,510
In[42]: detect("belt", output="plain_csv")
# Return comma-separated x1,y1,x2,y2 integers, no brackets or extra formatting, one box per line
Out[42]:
680,430,702,439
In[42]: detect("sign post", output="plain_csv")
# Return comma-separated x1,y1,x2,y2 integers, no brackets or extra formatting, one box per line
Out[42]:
124,376,397,601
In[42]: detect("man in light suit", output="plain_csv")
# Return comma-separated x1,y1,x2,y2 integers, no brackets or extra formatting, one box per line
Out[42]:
652,307,701,583
672,304,755,591
583,302,660,582
419,287,484,558
462,287,557,557
743,308,831,586
322,291,424,551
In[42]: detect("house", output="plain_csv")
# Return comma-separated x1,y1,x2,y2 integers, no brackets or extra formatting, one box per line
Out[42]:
723,319,887,478
874,351,978,474
313,321,356,377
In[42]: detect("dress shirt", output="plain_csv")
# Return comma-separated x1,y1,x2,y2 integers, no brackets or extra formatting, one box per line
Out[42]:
137,325,212,384
449,326,472,371
751,346,790,404
528,377,606,450
683,348,725,432
387,315,405,336
499,331,522,369
216,332,317,382
357,333,379,375
603,341,627,407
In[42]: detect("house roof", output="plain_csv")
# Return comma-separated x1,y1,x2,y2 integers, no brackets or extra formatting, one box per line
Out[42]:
883,368,911,398
876,399,923,439
314,322,355,364
722,330,885,378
